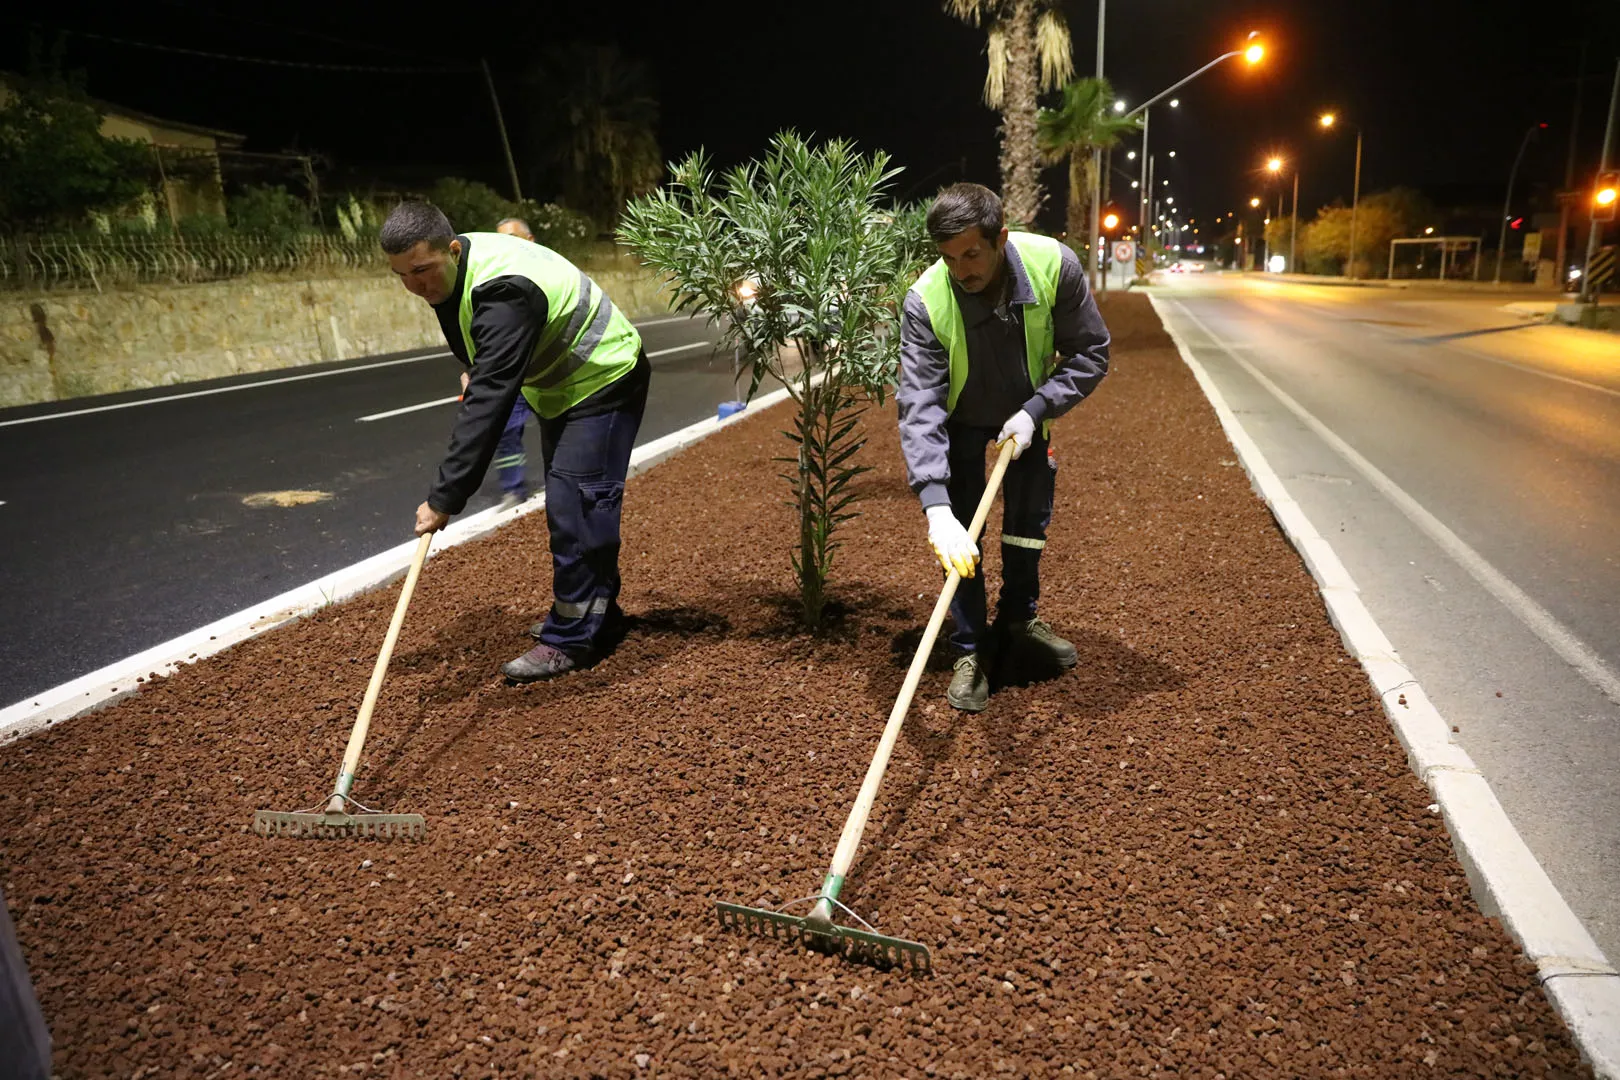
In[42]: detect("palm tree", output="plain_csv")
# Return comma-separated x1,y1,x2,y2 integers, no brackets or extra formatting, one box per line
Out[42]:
522,44,662,227
945,0,1073,227
1037,76,1139,260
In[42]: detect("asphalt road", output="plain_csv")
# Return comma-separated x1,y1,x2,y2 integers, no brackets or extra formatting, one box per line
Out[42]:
1155,273,1620,964
0,313,751,709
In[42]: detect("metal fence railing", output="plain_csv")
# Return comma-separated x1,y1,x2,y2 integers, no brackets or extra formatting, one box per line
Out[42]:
0,232,386,292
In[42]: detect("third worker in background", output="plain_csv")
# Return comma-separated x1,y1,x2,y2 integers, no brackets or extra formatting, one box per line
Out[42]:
897,182,1111,713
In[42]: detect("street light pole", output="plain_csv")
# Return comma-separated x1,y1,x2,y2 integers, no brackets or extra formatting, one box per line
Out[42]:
1495,120,1545,285
481,57,524,204
1349,130,1362,279
1087,0,1106,288
1138,109,1150,254
1290,169,1299,272
1579,58,1620,304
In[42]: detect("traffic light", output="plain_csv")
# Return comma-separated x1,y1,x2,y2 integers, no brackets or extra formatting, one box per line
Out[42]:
1597,171,1619,223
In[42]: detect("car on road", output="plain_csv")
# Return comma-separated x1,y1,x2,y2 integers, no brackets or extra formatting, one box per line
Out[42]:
1166,260,1207,274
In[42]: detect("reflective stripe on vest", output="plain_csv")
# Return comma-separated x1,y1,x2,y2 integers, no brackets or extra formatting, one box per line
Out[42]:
910,232,1064,428
455,233,641,418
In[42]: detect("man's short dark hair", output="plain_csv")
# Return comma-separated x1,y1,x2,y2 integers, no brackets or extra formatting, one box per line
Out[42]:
380,201,455,255
496,217,532,234
927,183,1004,244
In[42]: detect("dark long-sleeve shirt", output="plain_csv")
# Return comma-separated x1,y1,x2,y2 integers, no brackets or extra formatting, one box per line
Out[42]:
427,236,546,516
896,237,1111,510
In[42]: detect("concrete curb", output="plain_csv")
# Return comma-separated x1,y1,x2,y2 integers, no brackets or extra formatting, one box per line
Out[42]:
1147,292,1620,1077
0,383,798,745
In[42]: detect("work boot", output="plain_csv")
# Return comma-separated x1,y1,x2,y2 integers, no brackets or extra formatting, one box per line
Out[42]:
946,653,991,712
1001,617,1079,668
501,643,580,683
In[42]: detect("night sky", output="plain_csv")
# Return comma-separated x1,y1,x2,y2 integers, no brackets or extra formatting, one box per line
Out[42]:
4,0,1619,234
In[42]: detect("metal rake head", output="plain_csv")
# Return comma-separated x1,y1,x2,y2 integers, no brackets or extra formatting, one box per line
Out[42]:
715,901,932,974
253,808,425,840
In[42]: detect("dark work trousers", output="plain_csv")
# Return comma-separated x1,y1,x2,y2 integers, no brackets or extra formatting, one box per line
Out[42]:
944,422,1055,654
533,357,649,656
494,394,533,498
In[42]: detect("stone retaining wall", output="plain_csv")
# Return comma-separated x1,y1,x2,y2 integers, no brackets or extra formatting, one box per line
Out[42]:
0,263,672,408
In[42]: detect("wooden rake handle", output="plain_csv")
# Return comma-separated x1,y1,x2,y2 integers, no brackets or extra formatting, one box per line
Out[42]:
329,532,433,804
824,439,1016,882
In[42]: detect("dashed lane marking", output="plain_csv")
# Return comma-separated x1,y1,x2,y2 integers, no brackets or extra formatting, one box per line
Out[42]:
647,341,713,358
356,395,462,422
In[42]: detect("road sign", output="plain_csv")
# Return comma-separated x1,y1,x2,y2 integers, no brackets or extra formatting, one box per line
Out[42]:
1135,256,1151,278
1588,246,1616,291
1113,241,1136,265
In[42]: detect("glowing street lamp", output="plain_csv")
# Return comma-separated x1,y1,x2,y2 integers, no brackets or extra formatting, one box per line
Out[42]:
1249,197,1261,208
1114,100,1127,113
1124,31,1268,278
1263,155,1299,272
1318,110,1363,278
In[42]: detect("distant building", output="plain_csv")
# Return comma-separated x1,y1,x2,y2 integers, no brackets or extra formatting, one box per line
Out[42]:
0,72,246,224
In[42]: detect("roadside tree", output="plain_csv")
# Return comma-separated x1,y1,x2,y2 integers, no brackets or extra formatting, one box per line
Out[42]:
1037,76,1139,265
945,0,1074,227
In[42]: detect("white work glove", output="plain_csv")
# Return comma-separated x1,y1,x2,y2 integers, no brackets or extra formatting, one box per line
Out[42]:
925,504,979,578
996,409,1037,460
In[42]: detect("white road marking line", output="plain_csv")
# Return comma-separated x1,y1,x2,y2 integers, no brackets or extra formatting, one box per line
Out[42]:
647,341,712,358
356,395,462,422
634,314,701,327
1416,340,1620,400
1173,298,1620,708
0,352,452,428
1270,293,1620,400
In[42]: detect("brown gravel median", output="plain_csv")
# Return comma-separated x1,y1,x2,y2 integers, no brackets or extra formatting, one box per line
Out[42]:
0,294,1590,1078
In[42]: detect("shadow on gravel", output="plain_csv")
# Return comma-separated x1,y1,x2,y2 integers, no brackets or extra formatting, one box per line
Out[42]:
851,628,1182,886
375,605,733,791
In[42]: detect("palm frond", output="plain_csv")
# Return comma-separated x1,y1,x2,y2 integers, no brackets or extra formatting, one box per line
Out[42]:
983,23,1008,108
1035,8,1074,91
943,0,995,24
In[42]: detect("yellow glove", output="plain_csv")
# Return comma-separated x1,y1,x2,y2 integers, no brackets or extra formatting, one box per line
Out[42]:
925,505,979,578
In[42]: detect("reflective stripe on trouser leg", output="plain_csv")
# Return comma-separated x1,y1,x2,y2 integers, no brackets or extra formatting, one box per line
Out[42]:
997,427,1054,623
552,597,610,620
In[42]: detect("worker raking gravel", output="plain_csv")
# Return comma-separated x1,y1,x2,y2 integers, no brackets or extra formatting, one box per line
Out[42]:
897,182,1112,710
381,201,651,682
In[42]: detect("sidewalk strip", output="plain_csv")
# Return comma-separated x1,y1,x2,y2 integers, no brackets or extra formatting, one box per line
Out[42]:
1149,291,1620,1079
357,395,462,422
0,383,799,743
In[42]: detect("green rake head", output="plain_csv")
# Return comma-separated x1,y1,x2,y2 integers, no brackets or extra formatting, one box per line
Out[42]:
254,796,425,840
716,900,933,974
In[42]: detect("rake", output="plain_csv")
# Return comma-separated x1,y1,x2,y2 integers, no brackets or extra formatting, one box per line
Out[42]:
254,533,432,840
717,440,1017,974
